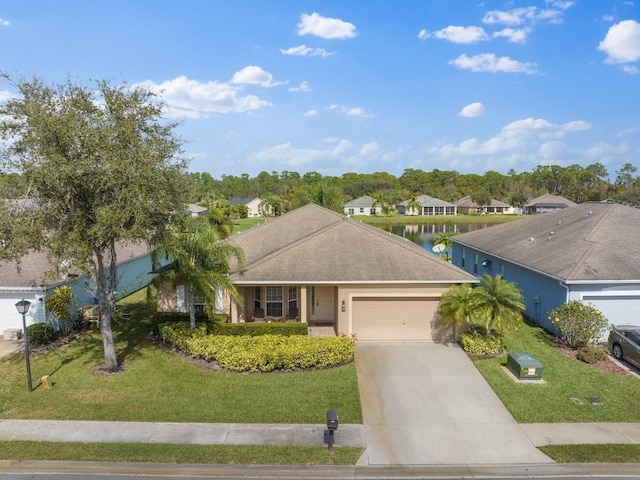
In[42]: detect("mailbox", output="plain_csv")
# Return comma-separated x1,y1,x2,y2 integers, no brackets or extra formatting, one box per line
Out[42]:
327,409,339,431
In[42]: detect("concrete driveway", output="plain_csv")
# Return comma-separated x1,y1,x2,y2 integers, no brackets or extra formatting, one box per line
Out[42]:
355,341,552,465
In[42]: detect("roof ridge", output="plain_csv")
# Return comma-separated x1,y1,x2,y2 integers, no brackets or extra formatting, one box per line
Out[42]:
565,204,612,279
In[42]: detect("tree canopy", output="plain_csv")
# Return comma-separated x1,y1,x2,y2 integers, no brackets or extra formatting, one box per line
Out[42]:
0,74,189,371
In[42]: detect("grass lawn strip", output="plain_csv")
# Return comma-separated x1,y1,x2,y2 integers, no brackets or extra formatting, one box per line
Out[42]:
474,323,640,423
539,444,640,463
0,441,363,465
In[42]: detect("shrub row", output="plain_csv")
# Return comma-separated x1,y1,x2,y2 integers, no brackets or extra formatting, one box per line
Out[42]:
158,322,353,372
208,322,308,337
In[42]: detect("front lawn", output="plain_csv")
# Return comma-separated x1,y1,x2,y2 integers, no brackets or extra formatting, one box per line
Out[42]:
474,323,640,423
0,299,362,424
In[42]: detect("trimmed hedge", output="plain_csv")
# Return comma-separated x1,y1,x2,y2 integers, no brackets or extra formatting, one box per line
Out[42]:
158,322,353,372
208,322,308,337
460,326,504,356
26,323,56,345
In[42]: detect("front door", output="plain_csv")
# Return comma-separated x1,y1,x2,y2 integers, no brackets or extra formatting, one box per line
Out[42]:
310,286,334,322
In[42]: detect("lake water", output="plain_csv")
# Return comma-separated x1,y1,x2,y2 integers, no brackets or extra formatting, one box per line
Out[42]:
377,223,495,254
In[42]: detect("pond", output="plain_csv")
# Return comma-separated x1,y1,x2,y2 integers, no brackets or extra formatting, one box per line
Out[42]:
376,223,496,254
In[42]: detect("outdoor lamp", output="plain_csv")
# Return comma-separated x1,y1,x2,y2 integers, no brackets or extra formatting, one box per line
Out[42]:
15,299,33,392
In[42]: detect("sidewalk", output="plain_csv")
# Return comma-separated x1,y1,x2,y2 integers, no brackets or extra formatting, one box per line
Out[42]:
1,419,640,449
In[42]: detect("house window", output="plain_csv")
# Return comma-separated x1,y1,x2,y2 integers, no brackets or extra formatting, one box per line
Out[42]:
253,287,261,310
288,286,298,310
359,208,364,213
193,295,206,314
266,286,283,317
461,248,465,268
473,253,478,274
348,208,354,215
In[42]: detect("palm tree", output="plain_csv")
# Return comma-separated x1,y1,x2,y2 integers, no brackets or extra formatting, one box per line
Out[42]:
438,283,475,338
406,195,421,216
206,200,234,239
371,192,394,217
152,217,244,328
432,231,455,261
472,274,525,335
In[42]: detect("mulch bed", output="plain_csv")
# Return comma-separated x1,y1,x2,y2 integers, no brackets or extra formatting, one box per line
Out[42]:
551,337,630,375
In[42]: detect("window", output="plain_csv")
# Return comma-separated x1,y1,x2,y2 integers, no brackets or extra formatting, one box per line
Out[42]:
253,287,261,310
473,253,478,274
348,208,354,215
266,286,283,317
359,208,364,213
288,286,298,310
461,248,465,268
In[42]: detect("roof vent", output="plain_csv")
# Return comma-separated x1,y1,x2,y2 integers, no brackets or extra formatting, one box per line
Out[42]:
529,237,535,242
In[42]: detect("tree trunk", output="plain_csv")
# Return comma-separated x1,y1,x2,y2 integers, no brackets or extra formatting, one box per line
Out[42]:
96,250,119,372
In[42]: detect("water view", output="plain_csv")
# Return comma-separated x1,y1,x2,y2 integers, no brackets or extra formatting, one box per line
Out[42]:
377,223,495,253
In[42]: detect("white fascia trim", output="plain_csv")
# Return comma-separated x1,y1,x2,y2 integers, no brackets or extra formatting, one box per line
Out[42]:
566,280,640,285
233,280,478,285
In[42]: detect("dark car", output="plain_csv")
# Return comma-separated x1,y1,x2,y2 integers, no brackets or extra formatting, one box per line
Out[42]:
608,325,640,368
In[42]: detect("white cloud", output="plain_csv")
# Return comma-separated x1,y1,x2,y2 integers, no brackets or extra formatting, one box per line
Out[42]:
324,104,374,118
0,90,15,102
492,27,530,43
482,5,567,26
289,81,311,93
133,76,271,118
359,142,379,156
458,102,486,117
421,25,489,44
0,18,9,26
231,66,285,87
280,45,333,57
297,12,357,39
598,20,640,64
304,109,318,117
449,53,538,74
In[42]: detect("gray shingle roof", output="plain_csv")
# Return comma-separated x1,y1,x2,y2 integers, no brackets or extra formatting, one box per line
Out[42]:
343,196,375,208
455,196,509,208
398,195,456,207
228,204,477,284
452,202,640,282
525,193,576,208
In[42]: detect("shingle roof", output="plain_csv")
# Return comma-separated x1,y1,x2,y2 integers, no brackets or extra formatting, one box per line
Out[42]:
398,195,456,207
0,242,151,288
525,193,576,208
228,197,259,206
452,202,640,283
227,204,477,284
455,196,509,208
343,195,375,208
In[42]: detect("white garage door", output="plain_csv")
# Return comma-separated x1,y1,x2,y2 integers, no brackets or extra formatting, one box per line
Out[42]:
582,295,640,327
351,297,449,341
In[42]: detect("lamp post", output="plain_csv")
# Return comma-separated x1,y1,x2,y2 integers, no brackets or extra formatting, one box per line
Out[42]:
15,299,32,392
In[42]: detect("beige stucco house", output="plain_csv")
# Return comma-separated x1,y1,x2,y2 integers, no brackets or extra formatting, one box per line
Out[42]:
157,204,477,341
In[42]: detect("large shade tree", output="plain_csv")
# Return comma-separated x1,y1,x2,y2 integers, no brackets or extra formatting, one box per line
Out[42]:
0,74,188,372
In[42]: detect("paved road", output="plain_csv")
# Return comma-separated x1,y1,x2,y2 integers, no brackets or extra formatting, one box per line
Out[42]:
355,341,552,465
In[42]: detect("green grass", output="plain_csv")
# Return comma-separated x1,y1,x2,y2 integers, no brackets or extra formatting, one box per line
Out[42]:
540,444,640,463
0,441,364,465
0,298,362,424
474,323,640,423
232,217,272,232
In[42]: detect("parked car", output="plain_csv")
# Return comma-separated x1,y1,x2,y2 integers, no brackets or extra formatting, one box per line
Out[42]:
608,325,640,368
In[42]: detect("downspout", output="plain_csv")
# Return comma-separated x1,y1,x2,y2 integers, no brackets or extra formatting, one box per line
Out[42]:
558,280,570,303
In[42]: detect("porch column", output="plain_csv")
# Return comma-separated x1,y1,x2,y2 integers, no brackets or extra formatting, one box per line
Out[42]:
299,285,307,324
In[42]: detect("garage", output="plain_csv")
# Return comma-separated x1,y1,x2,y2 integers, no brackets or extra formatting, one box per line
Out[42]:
582,295,640,327
351,296,450,341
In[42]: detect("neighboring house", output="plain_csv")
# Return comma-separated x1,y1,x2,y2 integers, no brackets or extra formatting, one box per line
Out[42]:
455,196,511,215
187,204,209,217
0,243,161,333
229,197,263,217
397,195,457,216
451,202,640,333
157,204,477,341
524,193,577,214
343,196,381,216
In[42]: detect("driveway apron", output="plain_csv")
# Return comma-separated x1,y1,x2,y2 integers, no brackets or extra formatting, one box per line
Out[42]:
355,341,552,465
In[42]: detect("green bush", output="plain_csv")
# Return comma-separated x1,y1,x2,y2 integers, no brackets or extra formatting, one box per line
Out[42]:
576,344,609,364
208,322,308,337
548,301,608,349
26,323,55,345
158,322,353,372
459,326,504,356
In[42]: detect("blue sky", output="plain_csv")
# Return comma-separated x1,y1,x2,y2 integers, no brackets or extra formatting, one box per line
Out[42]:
1,1,639,179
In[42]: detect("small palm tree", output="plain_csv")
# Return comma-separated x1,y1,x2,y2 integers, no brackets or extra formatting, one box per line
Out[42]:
152,217,244,328
472,274,525,335
406,195,421,216
438,283,475,338
432,231,456,261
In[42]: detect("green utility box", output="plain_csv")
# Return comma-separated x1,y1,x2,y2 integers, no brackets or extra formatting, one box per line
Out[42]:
506,352,543,380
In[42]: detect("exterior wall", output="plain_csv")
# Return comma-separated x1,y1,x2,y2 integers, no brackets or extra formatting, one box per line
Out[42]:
451,243,567,333
246,199,262,217
0,290,44,332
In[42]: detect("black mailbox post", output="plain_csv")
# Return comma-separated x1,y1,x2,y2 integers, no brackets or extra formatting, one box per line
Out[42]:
326,409,338,451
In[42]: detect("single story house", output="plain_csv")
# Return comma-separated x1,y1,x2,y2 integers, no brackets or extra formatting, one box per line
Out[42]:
455,196,511,215
396,195,457,216
451,201,640,333
228,197,263,218
158,204,478,340
343,196,381,216
524,193,576,214
0,243,160,334
187,204,209,217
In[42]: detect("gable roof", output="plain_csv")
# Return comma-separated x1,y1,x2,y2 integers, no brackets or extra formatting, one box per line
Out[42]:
228,197,259,206
455,196,509,208
227,204,476,284
398,195,456,207
452,202,640,283
525,193,576,208
343,195,375,208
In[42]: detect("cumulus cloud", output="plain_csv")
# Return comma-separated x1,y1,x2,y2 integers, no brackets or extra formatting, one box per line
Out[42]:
133,76,271,118
0,18,9,26
420,25,489,44
429,117,591,159
231,66,285,87
598,20,640,64
324,104,374,118
289,81,311,93
482,6,565,25
458,102,486,117
449,53,538,74
492,27,530,43
280,45,333,57
623,65,639,74
297,12,357,39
